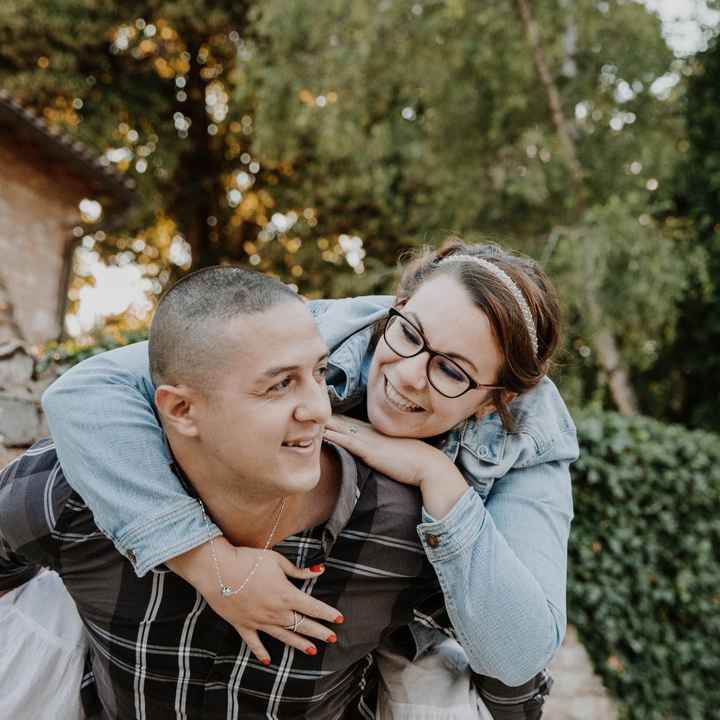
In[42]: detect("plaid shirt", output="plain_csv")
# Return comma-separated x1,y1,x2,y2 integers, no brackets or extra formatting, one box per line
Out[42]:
0,439,452,719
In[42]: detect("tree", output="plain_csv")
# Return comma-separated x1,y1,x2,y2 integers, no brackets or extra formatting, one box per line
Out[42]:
246,0,705,413
642,30,720,431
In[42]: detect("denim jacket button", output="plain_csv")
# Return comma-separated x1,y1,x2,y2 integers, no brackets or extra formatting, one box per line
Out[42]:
126,549,137,565
425,533,441,548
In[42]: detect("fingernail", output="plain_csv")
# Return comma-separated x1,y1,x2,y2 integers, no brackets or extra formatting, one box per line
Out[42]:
327,633,337,644
310,564,324,573
306,646,317,656
335,614,344,624
261,658,270,666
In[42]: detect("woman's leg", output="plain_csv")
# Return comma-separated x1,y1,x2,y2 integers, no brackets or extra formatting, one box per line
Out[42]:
0,571,87,720
376,637,493,720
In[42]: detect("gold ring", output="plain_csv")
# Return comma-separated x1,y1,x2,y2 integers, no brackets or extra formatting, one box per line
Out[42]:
284,611,300,631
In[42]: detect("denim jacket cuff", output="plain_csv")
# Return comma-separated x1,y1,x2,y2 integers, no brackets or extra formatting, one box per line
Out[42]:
115,498,222,577
416,487,487,563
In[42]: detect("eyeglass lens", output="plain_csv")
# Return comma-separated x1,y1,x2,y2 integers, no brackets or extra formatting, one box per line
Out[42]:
384,315,471,397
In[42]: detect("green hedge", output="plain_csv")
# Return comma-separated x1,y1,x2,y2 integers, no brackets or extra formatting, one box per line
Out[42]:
570,411,720,720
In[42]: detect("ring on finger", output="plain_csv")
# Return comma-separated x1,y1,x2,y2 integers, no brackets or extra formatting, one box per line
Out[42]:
284,611,305,633
347,425,358,435
284,611,299,631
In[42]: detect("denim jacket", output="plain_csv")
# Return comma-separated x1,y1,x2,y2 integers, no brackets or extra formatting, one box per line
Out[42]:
42,295,578,685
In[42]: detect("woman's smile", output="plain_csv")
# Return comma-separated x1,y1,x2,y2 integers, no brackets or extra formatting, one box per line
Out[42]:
383,376,426,413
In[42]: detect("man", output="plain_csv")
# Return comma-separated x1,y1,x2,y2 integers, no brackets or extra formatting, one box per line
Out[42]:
0,267,470,718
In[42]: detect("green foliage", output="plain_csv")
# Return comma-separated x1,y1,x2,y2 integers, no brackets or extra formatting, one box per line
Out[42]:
646,32,720,431
570,410,720,720
36,327,148,373
1,0,718,426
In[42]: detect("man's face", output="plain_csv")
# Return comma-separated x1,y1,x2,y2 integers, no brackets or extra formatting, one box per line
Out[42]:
193,301,331,500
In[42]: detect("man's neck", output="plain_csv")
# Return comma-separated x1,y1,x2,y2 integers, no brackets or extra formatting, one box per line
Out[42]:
177,444,342,548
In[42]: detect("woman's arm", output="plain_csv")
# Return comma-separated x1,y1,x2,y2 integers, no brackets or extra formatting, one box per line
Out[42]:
324,415,577,685
42,342,208,575
416,454,574,684
41,342,342,662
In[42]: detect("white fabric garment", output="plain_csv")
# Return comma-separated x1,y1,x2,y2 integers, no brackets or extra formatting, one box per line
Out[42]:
0,570,86,720
376,639,493,720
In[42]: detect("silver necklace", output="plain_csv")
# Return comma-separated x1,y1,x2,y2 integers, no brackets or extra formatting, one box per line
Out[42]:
199,496,287,597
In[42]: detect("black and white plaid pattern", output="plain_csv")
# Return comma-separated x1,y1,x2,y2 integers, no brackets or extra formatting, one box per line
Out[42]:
0,439,451,719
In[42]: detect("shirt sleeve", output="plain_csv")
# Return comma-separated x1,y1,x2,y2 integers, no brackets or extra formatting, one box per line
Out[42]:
0,445,58,591
41,342,220,578
416,430,578,685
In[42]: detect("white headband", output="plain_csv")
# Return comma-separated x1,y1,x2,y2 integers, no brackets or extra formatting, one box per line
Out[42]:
440,255,538,356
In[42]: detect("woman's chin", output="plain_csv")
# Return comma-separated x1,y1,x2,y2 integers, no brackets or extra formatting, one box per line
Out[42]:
367,394,423,438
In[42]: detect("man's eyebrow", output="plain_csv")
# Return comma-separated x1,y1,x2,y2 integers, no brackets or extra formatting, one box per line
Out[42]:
261,352,329,379
406,311,479,374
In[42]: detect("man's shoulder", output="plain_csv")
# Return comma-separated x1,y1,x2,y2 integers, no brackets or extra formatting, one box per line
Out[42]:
1,438,83,543
0,438,65,501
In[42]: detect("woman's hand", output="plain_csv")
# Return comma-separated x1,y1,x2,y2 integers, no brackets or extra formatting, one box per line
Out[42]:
324,416,440,486
167,538,344,665
324,415,470,520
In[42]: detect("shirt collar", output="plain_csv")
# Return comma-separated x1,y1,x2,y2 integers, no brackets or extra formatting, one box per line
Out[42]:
319,441,363,552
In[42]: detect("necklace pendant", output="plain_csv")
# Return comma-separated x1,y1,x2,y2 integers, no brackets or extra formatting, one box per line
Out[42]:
221,585,233,597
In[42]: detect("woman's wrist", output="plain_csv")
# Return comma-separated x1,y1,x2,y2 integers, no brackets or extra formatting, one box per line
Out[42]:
418,456,468,521
166,539,219,590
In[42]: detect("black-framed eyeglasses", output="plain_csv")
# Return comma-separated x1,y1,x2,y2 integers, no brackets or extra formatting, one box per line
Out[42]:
382,308,504,399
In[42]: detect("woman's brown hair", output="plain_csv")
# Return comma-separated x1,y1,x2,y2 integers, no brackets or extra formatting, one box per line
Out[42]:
394,238,562,430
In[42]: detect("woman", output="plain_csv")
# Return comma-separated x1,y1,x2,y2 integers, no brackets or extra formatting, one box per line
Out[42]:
42,239,578,716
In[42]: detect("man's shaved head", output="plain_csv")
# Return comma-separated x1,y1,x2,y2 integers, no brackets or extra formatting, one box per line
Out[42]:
149,266,302,389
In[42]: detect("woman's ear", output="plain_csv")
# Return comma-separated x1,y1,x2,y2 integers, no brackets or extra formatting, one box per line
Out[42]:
155,385,200,438
474,390,516,421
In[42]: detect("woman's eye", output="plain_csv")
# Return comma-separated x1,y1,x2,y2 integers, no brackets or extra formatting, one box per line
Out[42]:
438,359,465,383
401,323,422,347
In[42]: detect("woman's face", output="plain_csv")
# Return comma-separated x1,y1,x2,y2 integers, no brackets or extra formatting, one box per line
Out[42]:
366,273,504,439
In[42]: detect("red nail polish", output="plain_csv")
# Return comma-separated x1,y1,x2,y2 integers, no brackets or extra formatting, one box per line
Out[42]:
327,633,337,644
306,646,317,656
335,614,344,624
310,564,324,573
261,658,270,666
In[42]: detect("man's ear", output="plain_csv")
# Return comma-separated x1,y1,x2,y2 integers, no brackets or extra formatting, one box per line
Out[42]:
155,385,201,438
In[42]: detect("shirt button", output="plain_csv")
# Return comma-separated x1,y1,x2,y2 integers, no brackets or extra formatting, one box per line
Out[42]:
425,534,441,548
127,549,137,564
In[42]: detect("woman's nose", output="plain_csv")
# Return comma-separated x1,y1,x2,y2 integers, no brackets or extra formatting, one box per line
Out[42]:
394,352,429,391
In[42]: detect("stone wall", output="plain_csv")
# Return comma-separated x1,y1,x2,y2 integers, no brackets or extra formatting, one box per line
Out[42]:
0,348,56,453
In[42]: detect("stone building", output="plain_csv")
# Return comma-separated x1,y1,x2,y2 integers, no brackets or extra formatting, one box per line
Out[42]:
0,90,133,454
0,90,133,346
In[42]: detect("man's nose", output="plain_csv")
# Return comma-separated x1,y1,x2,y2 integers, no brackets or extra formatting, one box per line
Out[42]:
295,377,332,425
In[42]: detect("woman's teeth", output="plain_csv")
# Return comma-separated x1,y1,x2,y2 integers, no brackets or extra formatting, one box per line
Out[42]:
283,439,314,448
384,378,424,412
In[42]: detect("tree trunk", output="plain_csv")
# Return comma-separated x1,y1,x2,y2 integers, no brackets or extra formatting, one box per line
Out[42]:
516,0,639,415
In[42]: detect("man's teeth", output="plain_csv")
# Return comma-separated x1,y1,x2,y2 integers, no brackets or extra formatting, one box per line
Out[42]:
284,439,313,448
385,379,424,412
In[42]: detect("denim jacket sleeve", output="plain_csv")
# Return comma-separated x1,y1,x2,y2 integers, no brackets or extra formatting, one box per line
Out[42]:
416,379,579,685
41,342,222,577
40,297,391,577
